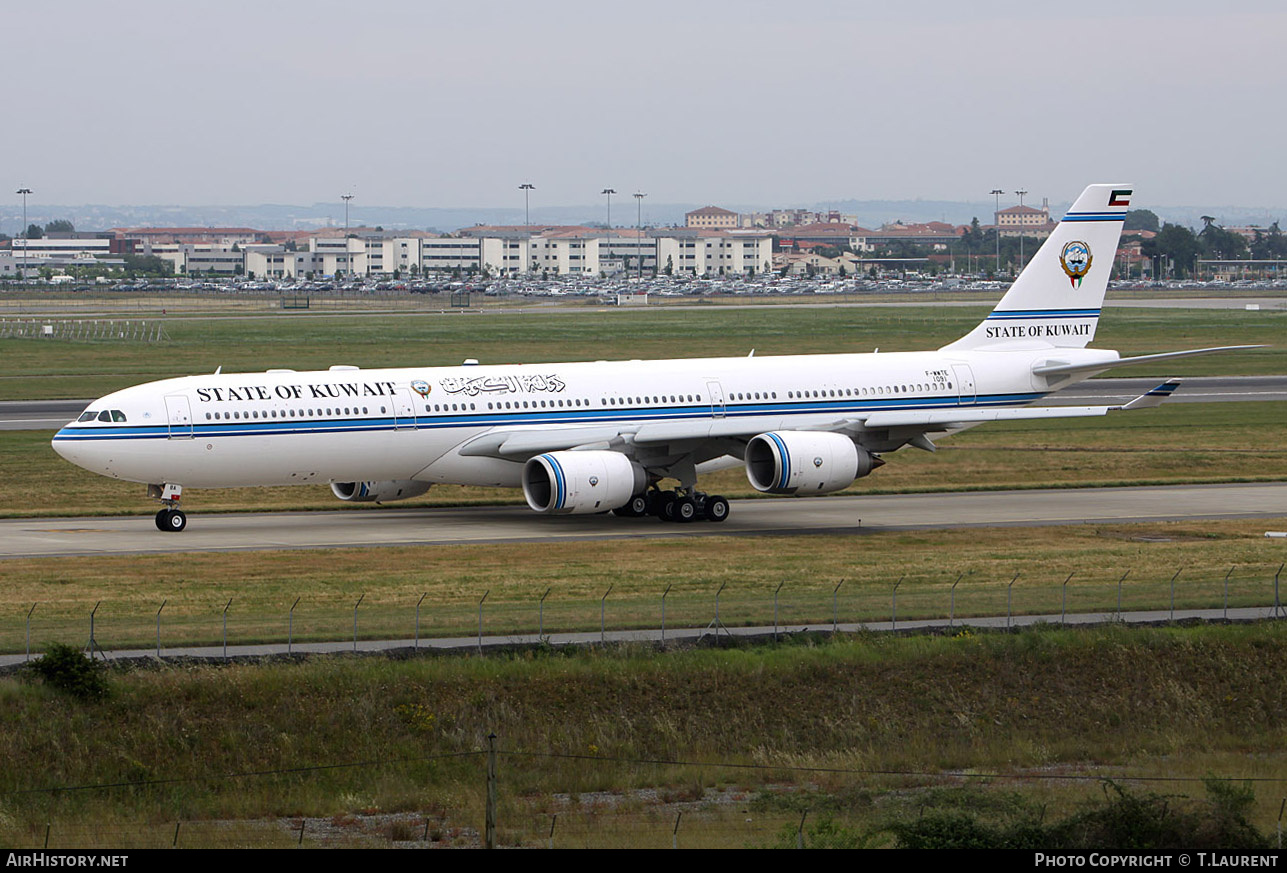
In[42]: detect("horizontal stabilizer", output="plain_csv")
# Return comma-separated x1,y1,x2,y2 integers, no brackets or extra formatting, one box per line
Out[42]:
1033,345,1262,377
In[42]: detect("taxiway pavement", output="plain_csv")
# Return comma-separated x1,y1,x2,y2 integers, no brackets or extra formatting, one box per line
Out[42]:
3,482,1284,560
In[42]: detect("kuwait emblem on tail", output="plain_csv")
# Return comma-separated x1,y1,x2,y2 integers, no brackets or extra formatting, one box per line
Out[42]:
1060,240,1093,288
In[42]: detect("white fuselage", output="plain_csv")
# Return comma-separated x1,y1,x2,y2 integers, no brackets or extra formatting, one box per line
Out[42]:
50,346,1105,491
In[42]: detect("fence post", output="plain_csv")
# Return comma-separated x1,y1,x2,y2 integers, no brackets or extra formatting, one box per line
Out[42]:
485,734,498,850
352,594,364,652
222,598,232,659
832,579,844,633
1278,798,1284,850
172,821,181,848
26,603,37,663
661,584,672,647
477,591,489,654
949,573,963,629
796,811,808,849
1223,566,1233,620
539,587,551,639
289,597,300,654
1170,568,1182,623
416,593,426,650
548,814,557,850
710,581,728,637
87,601,102,660
1276,564,1284,619
1117,570,1130,621
774,581,784,641
891,576,904,630
673,811,682,850
1061,574,1073,627
1007,572,1019,629
600,584,613,644
156,600,166,659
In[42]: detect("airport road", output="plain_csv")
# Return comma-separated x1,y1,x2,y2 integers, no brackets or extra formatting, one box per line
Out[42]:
3,375,1286,431
2,482,1284,560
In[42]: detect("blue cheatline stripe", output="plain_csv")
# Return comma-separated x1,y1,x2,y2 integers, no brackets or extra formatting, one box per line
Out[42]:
1061,212,1126,222
987,309,1101,320
51,392,1050,444
540,453,566,510
765,432,790,490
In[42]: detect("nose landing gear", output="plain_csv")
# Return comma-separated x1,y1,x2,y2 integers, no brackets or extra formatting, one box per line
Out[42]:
148,483,187,533
155,507,187,532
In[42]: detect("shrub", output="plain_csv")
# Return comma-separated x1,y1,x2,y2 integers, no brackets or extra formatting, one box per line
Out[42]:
25,643,111,701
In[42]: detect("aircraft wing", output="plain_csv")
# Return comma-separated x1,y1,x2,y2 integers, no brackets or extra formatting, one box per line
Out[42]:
455,381,1183,461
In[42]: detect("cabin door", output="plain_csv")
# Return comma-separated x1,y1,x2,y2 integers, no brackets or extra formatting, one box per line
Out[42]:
706,380,726,419
164,394,194,439
392,388,418,430
953,365,977,406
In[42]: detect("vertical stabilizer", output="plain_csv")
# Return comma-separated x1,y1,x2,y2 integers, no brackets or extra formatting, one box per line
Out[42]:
942,184,1131,351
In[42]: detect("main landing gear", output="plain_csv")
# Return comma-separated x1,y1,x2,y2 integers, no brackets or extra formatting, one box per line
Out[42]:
612,489,730,523
148,483,187,533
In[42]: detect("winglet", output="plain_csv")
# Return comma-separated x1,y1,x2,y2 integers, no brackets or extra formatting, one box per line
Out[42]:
1119,379,1182,410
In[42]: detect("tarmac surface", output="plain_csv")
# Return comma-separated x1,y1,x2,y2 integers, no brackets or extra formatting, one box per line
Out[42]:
3,482,1285,560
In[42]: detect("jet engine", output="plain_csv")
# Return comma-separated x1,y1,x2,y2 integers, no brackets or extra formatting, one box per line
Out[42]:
330,480,432,503
745,431,877,495
522,451,646,514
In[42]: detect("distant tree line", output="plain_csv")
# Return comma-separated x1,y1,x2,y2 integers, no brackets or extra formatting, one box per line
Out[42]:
1139,216,1286,277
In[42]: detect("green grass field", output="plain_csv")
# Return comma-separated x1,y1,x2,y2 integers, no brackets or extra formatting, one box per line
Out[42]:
3,519,1283,656
5,624,1287,848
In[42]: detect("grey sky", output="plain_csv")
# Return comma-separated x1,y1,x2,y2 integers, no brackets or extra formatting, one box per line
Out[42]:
7,0,1285,213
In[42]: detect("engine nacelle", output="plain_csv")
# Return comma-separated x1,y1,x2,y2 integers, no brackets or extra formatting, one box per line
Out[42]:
745,431,876,495
523,451,645,515
330,480,432,503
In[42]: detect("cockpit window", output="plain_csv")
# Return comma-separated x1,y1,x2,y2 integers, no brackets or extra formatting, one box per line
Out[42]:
78,411,99,422
111,410,127,422
97,411,112,422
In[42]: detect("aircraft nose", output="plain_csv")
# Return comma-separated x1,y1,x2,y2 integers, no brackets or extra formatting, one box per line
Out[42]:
51,429,104,473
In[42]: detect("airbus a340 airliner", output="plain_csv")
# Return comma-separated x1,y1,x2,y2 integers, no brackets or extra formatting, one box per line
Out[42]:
52,184,1255,531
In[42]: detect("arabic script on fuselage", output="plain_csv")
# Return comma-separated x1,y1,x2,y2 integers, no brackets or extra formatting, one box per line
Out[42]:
439,374,566,396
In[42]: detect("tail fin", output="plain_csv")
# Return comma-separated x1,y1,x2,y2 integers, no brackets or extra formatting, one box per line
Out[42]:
943,183,1131,352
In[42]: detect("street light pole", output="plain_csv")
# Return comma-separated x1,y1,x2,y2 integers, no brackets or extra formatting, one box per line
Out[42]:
601,188,615,230
340,193,354,279
633,192,646,282
519,183,534,227
1015,189,1028,271
16,187,32,280
989,188,1003,276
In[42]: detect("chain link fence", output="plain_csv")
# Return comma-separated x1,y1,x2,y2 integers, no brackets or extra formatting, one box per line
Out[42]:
4,564,1283,663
